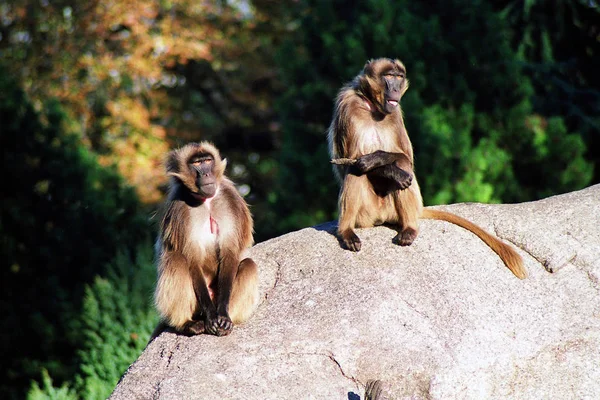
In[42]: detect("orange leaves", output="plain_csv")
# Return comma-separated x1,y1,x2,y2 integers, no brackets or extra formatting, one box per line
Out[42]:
3,0,238,203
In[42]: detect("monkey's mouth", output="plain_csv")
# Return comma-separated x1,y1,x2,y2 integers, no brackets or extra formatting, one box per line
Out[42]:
386,100,399,107
189,183,217,200
199,183,217,197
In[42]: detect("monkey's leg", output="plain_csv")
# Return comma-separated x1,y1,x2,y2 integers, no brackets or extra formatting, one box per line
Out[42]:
154,252,198,334
228,258,259,325
338,175,364,251
209,249,244,336
392,179,423,246
188,263,221,336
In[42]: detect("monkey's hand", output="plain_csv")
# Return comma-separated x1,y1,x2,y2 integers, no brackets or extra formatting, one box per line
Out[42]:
205,314,233,336
381,166,413,190
354,153,381,173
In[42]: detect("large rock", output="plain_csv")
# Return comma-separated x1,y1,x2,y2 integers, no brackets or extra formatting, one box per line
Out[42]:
110,185,600,399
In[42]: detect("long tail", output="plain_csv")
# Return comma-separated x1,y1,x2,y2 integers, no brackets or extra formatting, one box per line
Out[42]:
421,209,527,279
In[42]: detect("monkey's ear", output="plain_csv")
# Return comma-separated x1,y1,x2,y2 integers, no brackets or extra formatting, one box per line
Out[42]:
166,150,180,173
215,158,227,178
393,59,405,70
362,60,375,77
167,171,198,193
402,78,410,96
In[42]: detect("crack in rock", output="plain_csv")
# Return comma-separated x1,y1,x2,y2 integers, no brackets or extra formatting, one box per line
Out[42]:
501,237,563,274
273,260,282,289
152,380,163,400
324,350,362,388
403,299,429,320
587,270,600,293
158,337,181,369
286,350,363,390
149,336,183,400
260,259,282,306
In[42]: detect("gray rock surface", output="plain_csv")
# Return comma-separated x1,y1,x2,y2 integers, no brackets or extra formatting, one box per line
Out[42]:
110,185,600,400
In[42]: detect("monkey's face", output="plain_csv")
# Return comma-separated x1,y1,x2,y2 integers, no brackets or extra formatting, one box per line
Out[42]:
189,153,217,198
362,58,409,115
381,70,406,114
166,142,227,201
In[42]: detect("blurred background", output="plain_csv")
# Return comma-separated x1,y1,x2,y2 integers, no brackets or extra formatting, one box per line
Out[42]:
1,0,598,398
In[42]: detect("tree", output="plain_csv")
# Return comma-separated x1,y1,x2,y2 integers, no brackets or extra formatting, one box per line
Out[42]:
493,0,600,182
0,0,280,203
26,247,157,400
271,0,593,236
0,68,150,399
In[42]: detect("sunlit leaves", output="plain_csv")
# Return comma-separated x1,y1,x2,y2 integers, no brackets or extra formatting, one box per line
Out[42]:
0,0,247,202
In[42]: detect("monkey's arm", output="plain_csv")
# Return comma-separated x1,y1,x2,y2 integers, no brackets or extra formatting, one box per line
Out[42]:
354,150,412,173
331,150,412,170
333,151,414,190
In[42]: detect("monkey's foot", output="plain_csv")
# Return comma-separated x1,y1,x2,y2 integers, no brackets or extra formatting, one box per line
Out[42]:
182,320,206,335
393,227,417,246
341,230,362,252
206,315,233,336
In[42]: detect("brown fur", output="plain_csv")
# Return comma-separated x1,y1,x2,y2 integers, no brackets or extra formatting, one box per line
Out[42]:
154,142,259,337
327,58,526,279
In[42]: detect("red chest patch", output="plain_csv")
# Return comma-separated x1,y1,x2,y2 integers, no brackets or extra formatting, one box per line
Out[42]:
210,215,219,235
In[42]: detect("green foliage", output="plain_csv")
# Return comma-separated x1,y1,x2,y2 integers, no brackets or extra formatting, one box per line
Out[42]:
514,115,594,199
0,67,151,399
26,245,157,400
272,0,593,230
417,104,513,204
27,370,77,400
496,0,600,179
73,246,157,400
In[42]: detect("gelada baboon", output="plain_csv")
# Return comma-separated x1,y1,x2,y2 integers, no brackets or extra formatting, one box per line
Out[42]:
154,142,259,337
328,58,526,279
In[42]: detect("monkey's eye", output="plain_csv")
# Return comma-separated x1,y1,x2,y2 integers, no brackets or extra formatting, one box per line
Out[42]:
190,156,212,166
384,73,404,80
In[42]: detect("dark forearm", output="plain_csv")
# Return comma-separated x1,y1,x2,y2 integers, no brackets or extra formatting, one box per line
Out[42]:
356,150,412,173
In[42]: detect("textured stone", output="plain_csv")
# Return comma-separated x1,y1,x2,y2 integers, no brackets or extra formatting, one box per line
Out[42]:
111,185,600,400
